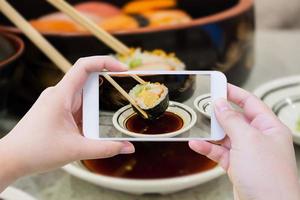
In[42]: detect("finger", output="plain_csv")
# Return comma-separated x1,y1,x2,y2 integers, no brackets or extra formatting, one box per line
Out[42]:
214,98,256,142
227,84,282,130
250,112,284,133
228,84,276,121
57,56,127,95
233,187,241,200
78,139,135,160
189,140,229,170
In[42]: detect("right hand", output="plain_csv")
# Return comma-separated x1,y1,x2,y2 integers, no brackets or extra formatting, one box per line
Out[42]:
189,84,300,200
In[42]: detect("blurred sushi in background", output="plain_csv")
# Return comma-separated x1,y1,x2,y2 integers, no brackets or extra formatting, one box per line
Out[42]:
29,0,192,34
99,14,139,32
30,1,122,33
115,48,186,71
122,0,177,14
142,10,191,27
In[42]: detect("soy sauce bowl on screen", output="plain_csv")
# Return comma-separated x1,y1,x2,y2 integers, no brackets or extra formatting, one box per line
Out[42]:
112,101,197,138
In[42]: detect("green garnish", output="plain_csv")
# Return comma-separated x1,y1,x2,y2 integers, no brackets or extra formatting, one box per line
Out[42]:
145,85,152,90
129,58,142,69
134,85,144,96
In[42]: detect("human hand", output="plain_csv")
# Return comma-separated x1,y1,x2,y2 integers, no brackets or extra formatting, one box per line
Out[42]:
0,56,135,191
189,84,300,200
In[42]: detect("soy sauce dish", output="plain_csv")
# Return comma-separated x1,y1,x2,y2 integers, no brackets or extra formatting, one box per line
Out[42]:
113,101,197,138
63,142,224,194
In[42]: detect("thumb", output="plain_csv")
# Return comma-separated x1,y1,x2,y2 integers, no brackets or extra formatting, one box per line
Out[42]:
78,139,135,160
214,98,254,143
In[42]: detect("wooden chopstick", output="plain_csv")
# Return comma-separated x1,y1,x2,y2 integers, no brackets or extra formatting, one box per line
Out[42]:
131,75,146,84
0,0,71,73
102,73,148,119
0,0,148,119
46,0,147,85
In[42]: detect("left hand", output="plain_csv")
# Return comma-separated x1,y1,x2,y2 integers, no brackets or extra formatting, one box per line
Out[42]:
0,56,135,191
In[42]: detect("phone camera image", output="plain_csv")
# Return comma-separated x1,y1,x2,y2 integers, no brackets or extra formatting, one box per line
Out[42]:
97,72,214,140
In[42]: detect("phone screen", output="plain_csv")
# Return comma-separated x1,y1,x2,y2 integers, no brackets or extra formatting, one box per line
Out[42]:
98,73,212,139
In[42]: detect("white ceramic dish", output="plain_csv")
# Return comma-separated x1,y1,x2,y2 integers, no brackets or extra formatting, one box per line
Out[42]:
253,75,300,145
0,187,36,200
63,162,224,195
193,94,212,119
112,101,197,138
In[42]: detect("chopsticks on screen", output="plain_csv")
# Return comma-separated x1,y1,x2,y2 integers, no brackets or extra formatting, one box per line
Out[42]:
130,75,147,84
46,0,146,85
0,0,148,119
102,73,148,119
0,0,71,73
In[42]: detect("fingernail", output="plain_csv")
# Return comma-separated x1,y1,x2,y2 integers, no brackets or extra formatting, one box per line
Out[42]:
215,98,231,113
120,63,128,71
120,142,135,154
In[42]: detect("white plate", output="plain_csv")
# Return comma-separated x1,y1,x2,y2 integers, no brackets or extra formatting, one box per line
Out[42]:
253,75,300,145
0,187,36,200
193,94,212,119
63,162,224,195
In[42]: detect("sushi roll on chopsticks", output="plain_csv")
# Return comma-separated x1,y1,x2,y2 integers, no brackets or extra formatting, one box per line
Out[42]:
129,82,169,120
115,48,185,71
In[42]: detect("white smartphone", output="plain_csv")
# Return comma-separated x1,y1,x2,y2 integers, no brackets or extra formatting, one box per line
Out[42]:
83,71,227,141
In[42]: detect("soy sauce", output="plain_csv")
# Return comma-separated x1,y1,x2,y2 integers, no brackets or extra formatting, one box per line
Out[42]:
82,142,217,179
125,112,183,134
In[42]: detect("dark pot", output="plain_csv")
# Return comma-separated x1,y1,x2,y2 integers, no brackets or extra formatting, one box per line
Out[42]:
0,32,24,111
0,0,255,109
0,32,24,136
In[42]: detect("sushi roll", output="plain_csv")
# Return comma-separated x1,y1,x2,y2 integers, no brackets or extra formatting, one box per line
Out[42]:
115,48,186,71
129,82,169,120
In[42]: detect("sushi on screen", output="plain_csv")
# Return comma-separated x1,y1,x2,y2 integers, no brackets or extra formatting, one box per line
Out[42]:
129,82,169,120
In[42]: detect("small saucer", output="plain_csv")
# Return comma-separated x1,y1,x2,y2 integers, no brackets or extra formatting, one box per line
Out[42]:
112,101,197,138
254,76,300,144
272,96,300,135
193,94,211,119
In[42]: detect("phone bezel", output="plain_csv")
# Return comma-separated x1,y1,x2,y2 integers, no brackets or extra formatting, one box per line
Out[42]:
83,71,227,141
